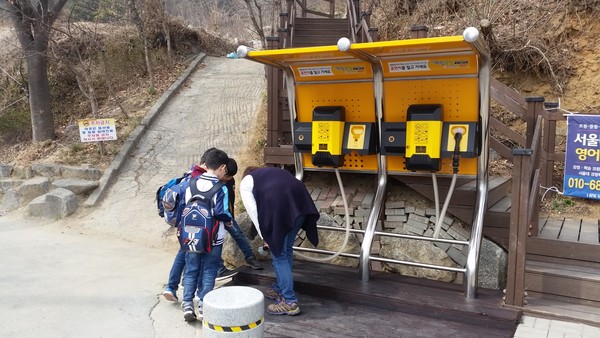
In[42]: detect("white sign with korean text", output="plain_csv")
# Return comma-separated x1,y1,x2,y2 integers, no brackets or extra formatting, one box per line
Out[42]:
78,118,117,143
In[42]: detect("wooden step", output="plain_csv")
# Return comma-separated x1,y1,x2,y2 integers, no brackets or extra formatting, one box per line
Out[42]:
234,260,521,330
527,237,600,265
523,294,600,327
294,17,349,27
293,27,348,36
525,260,600,303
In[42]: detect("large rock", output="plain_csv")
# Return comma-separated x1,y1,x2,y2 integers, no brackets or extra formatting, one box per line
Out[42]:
28,188,78,219
51,178,99,195
0,179,24,193
0,188,20,212
17,177,50,206
0,164,12,178
60,165,102,180
221,213,263,268
11,165,33,179
380,229,457,282
478,238,508,290
297,212,361,267
31,163,62,178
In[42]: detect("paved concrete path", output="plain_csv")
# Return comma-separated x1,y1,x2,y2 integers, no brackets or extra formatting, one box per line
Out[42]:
0,55,265,338
78,56,266,250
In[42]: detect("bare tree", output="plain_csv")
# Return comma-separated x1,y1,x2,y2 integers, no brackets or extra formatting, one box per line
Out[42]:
4,0,69,142
127,0,154,91
244,0,267,47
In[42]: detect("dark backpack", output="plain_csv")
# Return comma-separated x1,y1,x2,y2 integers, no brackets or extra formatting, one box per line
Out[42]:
178,177,224,253
156,172,190,225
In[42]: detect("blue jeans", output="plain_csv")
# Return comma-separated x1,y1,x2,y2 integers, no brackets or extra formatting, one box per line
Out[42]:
182,244,223,305
166,249,185,291
220,220,255,270
271,215,305,304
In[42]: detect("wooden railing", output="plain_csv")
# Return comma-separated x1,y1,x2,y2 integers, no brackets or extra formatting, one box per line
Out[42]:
294,0,337,18
347,0,377,42
505,115,542,307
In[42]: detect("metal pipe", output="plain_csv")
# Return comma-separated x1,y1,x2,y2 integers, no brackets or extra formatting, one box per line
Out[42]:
294,246,360,259
282,70,304,181
371,256,467,273
317,225,469,246
295,246,467,274
463,27,491,299
358,52,386,282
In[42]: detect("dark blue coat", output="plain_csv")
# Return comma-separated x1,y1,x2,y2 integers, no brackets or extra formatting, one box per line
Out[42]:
249,168,319,256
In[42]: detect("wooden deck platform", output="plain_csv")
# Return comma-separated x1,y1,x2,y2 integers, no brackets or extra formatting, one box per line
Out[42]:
524,216,600,327
233,260,521,335
537,216,600,244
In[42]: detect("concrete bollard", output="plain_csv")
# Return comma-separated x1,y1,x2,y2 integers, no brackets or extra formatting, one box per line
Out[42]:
202,286,264,337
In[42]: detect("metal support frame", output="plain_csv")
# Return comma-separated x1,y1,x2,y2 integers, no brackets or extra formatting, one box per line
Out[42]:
237,27,491,297
463,29,491,299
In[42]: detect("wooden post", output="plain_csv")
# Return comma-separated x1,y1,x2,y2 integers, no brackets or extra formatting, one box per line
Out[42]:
410,25,429,39
525,97,544,236
329,0,335,18
541,102,559,192
505,149,533,306
368,28,378,42
266,36,281,149
525,97,544,148
301,0,307,17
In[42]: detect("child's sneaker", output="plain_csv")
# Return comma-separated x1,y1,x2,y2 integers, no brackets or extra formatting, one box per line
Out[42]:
267,300,301,316
183,304,197,322
264,287,283,300
162,288,178,302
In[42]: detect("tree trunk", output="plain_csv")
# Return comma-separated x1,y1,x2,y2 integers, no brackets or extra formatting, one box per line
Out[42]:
26,40,55,141
7,0,68,142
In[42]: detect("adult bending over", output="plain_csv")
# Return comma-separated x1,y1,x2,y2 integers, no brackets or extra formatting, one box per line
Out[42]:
239,166,319,316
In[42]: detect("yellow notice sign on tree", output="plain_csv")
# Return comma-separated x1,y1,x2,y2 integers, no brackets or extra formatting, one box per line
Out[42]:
78,118,117,142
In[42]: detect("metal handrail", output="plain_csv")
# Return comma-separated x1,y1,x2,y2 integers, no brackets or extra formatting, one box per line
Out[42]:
463,28,491,299
294,223,469,273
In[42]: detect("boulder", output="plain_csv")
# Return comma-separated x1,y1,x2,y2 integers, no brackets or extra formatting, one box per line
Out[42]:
0,164,12,178
51,178,99,195
60,165,103,180
31,163,62,178
0,179,24,193
28,188,78,219
17,177,50,206
0,188,20,212
380,229,457,282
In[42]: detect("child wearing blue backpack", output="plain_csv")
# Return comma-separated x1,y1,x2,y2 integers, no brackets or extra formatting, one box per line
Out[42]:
160,151,262,305
180,149,231,322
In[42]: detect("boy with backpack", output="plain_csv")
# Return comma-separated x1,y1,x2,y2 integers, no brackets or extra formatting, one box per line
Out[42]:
185,149,231,321
159,148,216,302
160,152,262,303
165,148,232,322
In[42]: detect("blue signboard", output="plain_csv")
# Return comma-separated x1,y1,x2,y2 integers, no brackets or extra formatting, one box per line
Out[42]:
563,114,600,200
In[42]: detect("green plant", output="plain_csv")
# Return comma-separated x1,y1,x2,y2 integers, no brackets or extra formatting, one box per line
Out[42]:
255,137,266,149
69,142,84,154
550,196,576,212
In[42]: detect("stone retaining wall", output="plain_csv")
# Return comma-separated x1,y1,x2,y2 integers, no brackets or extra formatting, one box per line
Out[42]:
0,163,102,219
